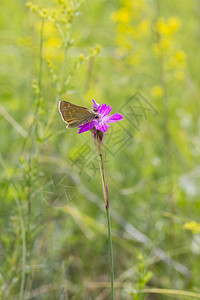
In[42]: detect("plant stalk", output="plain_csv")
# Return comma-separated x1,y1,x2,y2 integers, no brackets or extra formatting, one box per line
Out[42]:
99,153,114,300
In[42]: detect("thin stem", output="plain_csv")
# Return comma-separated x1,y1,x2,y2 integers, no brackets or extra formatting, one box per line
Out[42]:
38,17,44,92
58,20,71,92
20,17,45,158
98,153,114,300
98,155,106,205
61,41,68,92
28,15,45,204
106,206,114,299
15,196,26,300
26,16,45,294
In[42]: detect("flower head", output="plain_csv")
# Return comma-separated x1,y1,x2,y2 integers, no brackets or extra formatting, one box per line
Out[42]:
78,99,123,134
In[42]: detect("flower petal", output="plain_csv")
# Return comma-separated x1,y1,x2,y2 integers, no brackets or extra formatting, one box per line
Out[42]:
92,99,100,111
95,122,110,132
98,103,112,117
98,103,106,115
78,120,97,134
103,113,123,123
102,104,112,117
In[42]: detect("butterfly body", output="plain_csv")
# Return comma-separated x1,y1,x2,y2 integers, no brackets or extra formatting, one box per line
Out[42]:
59,101,99,128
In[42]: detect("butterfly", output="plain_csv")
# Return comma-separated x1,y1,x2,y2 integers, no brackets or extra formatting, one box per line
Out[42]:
59,101,99,128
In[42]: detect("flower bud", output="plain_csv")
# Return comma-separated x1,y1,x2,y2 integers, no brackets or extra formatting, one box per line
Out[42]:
91,127,105,155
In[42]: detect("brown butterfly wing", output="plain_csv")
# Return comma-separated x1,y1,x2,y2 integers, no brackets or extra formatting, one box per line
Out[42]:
59,101,97,128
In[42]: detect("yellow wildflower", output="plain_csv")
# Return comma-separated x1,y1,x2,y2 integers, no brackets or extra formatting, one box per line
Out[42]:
43,21,57,38
151,85,164,98
113,0,147,20
174,50,186,64
183,221,200,234
45,37,61,48
111,7,131,24
26,2,32,8
168,17,182,34
156,17,181,36
32,4,38,12
44,37,62,60
39,8,48,18
95,45,101,53
166,50,186,70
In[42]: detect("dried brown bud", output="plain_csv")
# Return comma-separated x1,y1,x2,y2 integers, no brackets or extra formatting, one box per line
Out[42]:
90,127,105,155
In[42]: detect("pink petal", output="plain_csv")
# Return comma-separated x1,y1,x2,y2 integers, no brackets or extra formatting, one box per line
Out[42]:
98,103,106,115
92,99,100,111
102,105,112,117
103,113,123,123
78,120,97,134
96,122,110,132
98,103,112,117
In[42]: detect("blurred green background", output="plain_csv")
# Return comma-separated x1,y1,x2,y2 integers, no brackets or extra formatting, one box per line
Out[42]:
1,0,200,299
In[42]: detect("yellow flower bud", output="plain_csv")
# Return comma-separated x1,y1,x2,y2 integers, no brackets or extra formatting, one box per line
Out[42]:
151,85,164,98
26,2,32,8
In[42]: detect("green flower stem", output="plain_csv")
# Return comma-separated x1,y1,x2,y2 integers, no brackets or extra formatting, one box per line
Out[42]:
38,17,44,91
106,204,114,300
14,196,26,300
27,17,45,295
99,154,114,300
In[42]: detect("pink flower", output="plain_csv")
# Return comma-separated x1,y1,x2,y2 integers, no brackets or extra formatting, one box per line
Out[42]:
78,99,123,134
